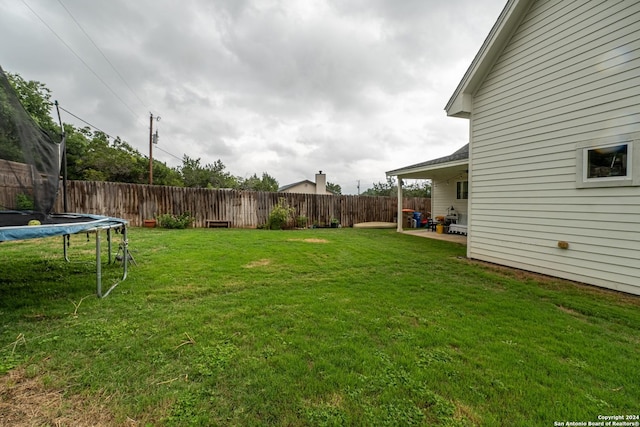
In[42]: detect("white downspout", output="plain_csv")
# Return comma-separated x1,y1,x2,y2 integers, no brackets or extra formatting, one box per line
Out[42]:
467,114,473,259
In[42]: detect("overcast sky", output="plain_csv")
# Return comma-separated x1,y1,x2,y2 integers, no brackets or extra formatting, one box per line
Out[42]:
0,0,506,194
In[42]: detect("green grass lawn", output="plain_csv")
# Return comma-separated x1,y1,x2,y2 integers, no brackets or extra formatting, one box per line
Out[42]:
1,228,639,426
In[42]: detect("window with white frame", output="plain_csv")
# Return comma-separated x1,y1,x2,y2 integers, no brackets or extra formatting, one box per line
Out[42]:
456,181,468,199
576,135,639,188
586,143,628,179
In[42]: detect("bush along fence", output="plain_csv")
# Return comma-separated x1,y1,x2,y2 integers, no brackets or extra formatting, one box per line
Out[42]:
52,181,431,228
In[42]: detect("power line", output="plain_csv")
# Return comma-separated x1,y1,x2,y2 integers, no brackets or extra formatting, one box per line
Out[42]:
23,1,185,165
56,0,149,111
21,0,142,123
155,145,184,163
58,105,184,163
58,105,114,139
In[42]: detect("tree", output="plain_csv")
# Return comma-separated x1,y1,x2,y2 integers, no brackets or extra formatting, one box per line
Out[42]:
150,161,183,187
0,77,25,162
179,156,238,188
326,182,342,195
6,72,57,135
3,71,61,166
361,177,397,197
63,125,91,180
238,172,279,191
179,156,209,188
362,177,431,198
208,159,238,188
4,71,277,189
404,180,431,198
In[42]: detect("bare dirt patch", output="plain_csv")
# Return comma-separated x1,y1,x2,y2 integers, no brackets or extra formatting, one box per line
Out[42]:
454,400,481,425
556,304,586,319
244,259,271,268
0,368,122,427
287,238,329,244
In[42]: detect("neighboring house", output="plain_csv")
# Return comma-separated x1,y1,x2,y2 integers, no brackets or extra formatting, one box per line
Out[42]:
279,171,334,195
388,0,640,296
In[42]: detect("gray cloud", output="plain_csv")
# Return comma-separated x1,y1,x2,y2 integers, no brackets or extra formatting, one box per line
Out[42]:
0,0,506,194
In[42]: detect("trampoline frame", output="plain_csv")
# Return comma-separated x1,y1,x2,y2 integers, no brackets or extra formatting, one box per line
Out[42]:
1,213,130,298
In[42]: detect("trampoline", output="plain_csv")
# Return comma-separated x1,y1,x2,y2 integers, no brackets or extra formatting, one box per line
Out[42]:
1,65,130,297
0,212,130,297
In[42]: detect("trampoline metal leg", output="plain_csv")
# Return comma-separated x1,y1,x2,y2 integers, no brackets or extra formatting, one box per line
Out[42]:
107,228,112,264
63,234,70,262
96,231,102,297
97,225,129,298
122,226,129,282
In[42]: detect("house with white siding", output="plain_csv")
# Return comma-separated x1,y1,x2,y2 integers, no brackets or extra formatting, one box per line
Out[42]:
388,0,640,295
387,144,470,232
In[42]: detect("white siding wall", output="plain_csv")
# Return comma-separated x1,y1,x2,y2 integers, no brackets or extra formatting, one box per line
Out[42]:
432,177,468,221
281,182,316,194
469,0,640,294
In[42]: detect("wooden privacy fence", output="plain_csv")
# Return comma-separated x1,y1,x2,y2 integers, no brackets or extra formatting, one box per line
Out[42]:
0,159,52,210
52,181,431,228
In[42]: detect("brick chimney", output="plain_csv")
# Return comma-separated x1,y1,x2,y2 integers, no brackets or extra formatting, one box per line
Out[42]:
315,170,327,194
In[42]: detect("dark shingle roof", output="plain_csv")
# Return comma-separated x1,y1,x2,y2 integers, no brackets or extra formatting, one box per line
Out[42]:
278,180,314,192
386,143,468,175
278,180,339,195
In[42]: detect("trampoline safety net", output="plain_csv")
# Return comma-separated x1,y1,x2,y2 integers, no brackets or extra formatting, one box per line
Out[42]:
0,65,64,224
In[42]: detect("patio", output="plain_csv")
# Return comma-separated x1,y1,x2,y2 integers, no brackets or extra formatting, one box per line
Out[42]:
402,228,467,245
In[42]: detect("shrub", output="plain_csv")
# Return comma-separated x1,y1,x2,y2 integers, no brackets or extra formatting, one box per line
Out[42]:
157,212,194,229
267,198,295,230
16,193,34,210
296,215,308,228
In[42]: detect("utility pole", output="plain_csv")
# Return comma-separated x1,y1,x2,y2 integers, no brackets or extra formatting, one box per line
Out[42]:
149,113,160,185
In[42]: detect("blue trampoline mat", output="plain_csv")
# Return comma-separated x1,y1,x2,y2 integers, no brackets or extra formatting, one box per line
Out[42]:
0,212,127,242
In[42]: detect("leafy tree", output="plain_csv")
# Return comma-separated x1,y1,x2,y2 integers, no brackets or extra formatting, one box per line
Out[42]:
6,72,58,135
3,71,61,166
66,129,135,183
208,159,238,188
179,156,238,188
180,156,212,188
404,180,431,198
63,125,91,180
362,177,431,198
4,71,276,190
361,177,397,197
326,182,342,195
238,172,279,191
150,161,183,187
0,78,24,162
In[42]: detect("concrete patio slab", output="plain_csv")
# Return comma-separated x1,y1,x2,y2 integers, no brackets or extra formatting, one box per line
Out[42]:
402,229,467,245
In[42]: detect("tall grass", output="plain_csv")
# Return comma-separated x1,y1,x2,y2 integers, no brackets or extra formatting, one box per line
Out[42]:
1,228,639,426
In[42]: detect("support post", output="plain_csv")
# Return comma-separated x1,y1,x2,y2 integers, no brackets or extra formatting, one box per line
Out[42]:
149,113,154,185
396,178,403,232
54,100,68,212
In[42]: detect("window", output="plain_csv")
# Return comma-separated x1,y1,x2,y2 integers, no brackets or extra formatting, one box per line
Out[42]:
457,181,468,199
576,135,639,189
586,144,628,179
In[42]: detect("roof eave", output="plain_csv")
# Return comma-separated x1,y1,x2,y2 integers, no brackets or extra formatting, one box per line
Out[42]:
387,158,468,179
444,0,532,118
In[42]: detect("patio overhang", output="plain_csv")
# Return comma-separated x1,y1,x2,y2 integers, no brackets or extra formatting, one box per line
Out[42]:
386,143,469,181
386,159,468,181
387,144,469,233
